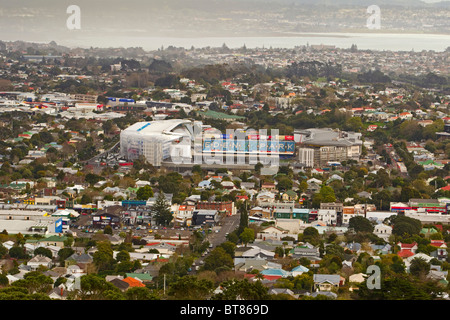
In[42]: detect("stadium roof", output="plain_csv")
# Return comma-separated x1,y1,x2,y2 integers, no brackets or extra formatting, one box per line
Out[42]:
123,119,192,135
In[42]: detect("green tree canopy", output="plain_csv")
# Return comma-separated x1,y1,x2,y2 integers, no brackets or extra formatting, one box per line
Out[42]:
152,192,173,226
136,185,154,200
349,216,374,233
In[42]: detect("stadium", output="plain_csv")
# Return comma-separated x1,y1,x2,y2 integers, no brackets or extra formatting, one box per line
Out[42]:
119,119,296,168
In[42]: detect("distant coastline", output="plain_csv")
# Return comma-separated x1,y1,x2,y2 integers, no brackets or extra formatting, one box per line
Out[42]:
59,32,450,52
2,32,449,52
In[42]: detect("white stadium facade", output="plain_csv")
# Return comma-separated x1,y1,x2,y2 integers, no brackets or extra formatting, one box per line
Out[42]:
120,119,198,166
120,119,296,169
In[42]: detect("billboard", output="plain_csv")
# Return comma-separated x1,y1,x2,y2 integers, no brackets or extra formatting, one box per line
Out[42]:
55,218,63,233
202,139,295,155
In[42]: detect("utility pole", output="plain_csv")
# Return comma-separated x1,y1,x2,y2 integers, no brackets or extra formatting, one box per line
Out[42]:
164,274,166,296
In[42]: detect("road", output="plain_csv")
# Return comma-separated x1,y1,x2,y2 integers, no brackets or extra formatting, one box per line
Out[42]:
207,211,240,248
189,210,240,273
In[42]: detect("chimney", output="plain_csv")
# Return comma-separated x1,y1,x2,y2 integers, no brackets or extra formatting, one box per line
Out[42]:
60,287,63,296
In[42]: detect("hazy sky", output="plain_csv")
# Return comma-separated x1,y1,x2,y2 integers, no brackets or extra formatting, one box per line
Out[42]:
0,0,448,49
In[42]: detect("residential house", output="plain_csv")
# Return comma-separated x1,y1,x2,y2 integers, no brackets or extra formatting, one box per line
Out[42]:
48,286,69,300
370,243,392,255
374,224,392,241
404,253,433,272
38,235,68,248
257,226,289,241
317,209,337,226
310,291,337,299
397,242,418,254
235,259,270,272
256,191,276,203
109,278,130,292
234,246,275,265
349,273,366,284
260,268,291,279
281,190,298,202
65,253,94,272
430,240,448,261
291,265,310,277
268,288,299,299
221,181,236,190
261,183,276,192
250,206,271,219
125,273,153,284
290,246,321,262
27,255,53,270
122,276,146,288
313,274,344,291
427,269,449,287
327,174,344,184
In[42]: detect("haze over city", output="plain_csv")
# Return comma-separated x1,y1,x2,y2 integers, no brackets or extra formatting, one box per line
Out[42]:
0,0,449,50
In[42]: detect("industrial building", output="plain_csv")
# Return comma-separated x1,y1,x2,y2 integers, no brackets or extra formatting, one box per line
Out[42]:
0,209,63,235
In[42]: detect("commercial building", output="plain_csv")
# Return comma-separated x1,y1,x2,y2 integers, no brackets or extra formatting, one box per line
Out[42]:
0,209,63,235
296,128,363,167
192,209,219,226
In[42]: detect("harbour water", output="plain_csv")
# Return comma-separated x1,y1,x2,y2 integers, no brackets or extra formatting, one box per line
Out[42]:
63,32,450,52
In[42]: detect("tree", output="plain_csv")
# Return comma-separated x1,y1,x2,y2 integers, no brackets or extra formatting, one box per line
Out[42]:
78,274,121,300
92,241,115,272
125,287,160,300
276,177,293,192
302,227,320,245
136,185,154,200
312,186,336,207
212,279,269,300
152,192,173,226
103,225,113,235
349,216,374,233
390,215,422,237
237,204,248,236
219,241,236,257
85,173,102,186
409,257,431,278
168,276,214,300
9,246,28,259
58,247,75,265
203,247,233,272
116,250,130,263
33,247,53,259
355,274,441,300
12,271,53,294
239,228,255,247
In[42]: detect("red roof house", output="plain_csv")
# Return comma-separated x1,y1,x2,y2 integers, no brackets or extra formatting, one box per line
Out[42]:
122,277,146,288
397,242,418,254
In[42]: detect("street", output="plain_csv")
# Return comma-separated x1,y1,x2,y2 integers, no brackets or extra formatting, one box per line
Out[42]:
189,210,241,272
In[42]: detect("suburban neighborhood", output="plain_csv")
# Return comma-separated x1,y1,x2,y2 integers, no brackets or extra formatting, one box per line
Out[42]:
0,28,448,302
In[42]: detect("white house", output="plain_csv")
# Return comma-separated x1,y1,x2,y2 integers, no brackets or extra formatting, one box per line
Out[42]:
135,180,151,188
27,255,53,270
291,265,310,277
374,224,392,241
317,209,337,226
404,253,433,272
349,273,366,284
